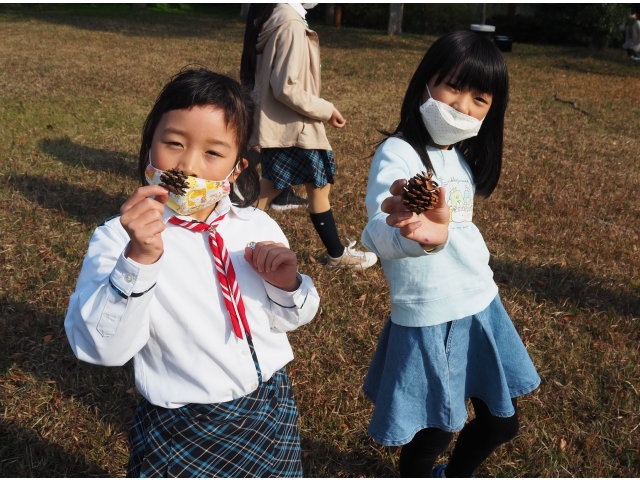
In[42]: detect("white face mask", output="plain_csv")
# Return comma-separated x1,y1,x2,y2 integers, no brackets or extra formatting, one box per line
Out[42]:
144,154,237,216
419,84,484,146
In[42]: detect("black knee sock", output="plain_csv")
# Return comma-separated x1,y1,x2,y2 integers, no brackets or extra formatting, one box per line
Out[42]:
309,210,344,258
399,428,454,478
445,397,519,478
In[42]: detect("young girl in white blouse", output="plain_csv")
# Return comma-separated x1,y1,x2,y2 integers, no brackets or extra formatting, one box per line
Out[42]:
64,68,319,478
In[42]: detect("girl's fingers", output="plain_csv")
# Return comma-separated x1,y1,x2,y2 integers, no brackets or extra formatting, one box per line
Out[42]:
120,185,170,215
389,178,408,196
121,198,165,230
386,211,416,228
128,209,166,236
252,241,284,272
266,249,296,272
400,221,422,238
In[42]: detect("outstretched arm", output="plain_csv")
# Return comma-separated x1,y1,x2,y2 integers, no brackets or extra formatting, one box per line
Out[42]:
381,180,449,249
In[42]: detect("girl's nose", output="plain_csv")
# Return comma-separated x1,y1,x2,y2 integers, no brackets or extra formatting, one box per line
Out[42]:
178,150,199,178
452,93,472,116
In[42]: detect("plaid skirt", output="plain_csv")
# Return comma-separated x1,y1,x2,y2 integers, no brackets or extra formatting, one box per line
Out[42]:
127,368,302,478
261,147,335,189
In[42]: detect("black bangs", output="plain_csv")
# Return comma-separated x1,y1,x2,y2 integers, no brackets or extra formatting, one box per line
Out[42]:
388,30,509,198
432,33,508,99
136,68,261,208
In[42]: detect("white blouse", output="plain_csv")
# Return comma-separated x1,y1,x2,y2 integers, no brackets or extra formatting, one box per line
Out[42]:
64,196,319,408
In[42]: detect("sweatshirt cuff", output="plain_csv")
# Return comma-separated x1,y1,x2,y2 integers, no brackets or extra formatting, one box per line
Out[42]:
318,100,335,122
109,251,163,297
263,273,310,308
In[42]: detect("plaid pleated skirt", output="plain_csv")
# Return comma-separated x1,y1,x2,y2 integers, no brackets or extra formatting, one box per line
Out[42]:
261,147,335,189
127,368,302,478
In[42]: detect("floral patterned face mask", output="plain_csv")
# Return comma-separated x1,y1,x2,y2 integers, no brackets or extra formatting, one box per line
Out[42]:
144,154,237,216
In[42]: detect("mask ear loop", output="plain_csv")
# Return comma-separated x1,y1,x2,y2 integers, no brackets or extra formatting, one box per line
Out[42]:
230,157,246,202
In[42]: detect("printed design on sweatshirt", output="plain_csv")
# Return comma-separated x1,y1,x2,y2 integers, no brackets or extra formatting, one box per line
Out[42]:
442,176,473,224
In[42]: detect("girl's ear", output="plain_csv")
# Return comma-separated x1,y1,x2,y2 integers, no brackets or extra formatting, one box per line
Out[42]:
230,158,249,182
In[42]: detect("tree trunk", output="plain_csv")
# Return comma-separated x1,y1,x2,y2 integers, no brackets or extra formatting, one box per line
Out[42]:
387,3,403,36
240,3,250,20
334,5,342,28
325,4,335,25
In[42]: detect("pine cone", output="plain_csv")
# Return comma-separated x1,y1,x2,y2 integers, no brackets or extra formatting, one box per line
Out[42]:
401,171,440,214
159,168,189,196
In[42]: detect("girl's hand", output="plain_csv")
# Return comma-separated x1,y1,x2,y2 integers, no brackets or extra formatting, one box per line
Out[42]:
328,108,346,128
244,242,300,292
120,185,169,265
381,179,450,248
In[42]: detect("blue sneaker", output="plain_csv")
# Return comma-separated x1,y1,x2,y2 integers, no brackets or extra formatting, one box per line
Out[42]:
432,464,476,478
431,465,447,478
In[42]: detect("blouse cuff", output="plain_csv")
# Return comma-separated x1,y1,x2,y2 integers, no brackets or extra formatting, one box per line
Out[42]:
109,251,163,298
263,273,309,309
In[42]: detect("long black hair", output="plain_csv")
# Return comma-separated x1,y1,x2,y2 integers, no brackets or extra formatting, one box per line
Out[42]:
390,30,509,197
138,67,260,207
239,4,277,88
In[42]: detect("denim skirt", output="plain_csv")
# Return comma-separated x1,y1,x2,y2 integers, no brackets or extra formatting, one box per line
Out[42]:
363,294,540,446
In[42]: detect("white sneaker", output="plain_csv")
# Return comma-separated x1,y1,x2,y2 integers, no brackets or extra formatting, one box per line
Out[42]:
326,239,378,271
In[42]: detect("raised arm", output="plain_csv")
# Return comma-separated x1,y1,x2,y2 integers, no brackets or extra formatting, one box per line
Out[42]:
361,141,450,260
64,221,160,366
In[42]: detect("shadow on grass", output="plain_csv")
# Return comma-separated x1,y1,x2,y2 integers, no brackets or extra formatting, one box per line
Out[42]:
491,258,640,321
313,24,432,54
0,3,244,40
38,137,138,180
6,174,126,226
301,437,398,477
0,4,428,54
509,46,639,77
0,299,137,476
0,419,108,477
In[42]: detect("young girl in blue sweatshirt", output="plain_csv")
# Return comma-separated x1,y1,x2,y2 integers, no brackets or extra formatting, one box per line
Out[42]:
361,31,540,478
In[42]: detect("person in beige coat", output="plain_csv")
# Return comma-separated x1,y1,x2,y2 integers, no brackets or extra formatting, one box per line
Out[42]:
249,3,377,270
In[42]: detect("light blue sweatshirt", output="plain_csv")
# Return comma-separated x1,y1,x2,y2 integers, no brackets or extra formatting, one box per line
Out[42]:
361,137,498,327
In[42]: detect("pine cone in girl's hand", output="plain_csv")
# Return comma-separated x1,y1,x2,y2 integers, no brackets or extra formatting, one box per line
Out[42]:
401,171,440,214
159,168,189,196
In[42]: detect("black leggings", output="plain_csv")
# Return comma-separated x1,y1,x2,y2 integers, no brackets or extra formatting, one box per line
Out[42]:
399,397,519,478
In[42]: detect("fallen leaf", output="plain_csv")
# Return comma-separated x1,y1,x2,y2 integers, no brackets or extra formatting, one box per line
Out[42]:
310,353,316,361
562,314,576,321
349,225,356,231
535,280,546,287
559,438,567,451
10,352,27,360
126,387,137,395
43,334,53,343
358,294,367,302
308,255,316,264
46,124,53,130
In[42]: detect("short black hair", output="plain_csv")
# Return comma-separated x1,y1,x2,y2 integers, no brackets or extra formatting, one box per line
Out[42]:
138,67,259,207
390,30,509,197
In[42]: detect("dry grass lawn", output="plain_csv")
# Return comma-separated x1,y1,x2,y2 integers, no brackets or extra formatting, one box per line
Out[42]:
0,5,639,477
